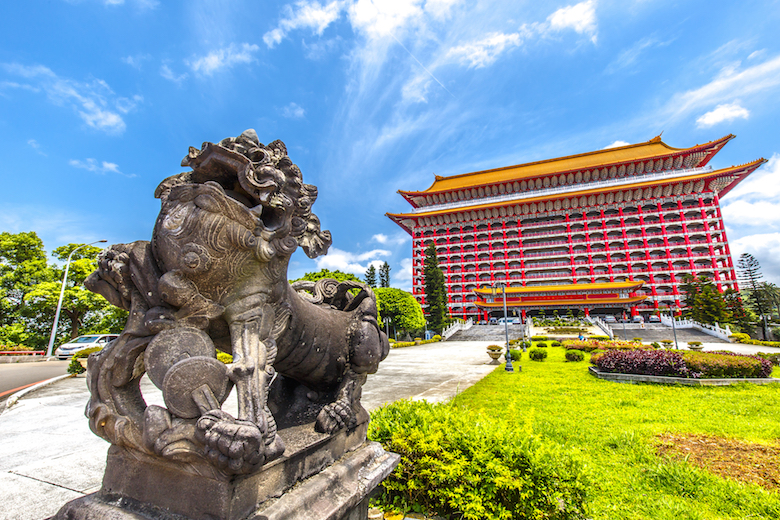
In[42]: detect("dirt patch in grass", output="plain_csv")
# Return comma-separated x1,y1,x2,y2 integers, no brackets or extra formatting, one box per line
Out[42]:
656,433,780,491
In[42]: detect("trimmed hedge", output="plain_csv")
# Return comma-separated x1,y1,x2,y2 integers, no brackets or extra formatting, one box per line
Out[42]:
392,337,442,348
565,350,585,362
563,339,651,353
67,346,103,375
592,349,773,379
530,335,549,341
368,399,588,520
508,349,522,361
529,348,548,361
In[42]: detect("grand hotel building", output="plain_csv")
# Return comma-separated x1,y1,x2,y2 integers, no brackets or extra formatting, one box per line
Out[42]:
387,135,765,320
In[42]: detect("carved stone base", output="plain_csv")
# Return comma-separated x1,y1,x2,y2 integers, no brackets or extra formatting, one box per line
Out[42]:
53,420,398,520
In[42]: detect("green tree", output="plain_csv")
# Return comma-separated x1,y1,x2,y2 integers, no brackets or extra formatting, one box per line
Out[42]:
292,269,362,284
737,253,769,338
423,243,450,333
24,243,108,341
364,264,377,288
379,261,391,288
0,231,53,327
724,289,755,335
0,231,55,348
374,287,425,338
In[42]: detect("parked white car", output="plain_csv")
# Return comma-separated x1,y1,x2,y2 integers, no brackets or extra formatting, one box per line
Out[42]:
55,334,118,360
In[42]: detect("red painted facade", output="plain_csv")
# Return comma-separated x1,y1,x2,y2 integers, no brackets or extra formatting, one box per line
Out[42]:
388,136,765,319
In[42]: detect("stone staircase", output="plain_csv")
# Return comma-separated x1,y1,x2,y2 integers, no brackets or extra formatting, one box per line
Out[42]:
448,324,525,342
609,323,729,343
449,322,729,344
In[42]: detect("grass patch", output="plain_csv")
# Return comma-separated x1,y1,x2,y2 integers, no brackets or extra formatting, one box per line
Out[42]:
447,347,780,519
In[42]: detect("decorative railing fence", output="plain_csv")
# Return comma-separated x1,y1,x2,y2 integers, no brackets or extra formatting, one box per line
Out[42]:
442,318,474,340
588,316,615,340
659,314,732,341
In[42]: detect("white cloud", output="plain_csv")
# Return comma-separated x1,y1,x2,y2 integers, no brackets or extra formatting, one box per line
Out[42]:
667,54,780,119
722,200,780,228
187,43,260,75
348,0,424,40
313,246,390,276
264,0,344,48
1,63,135,134
395,257,414,291
721,154,780,284
603,140,630,149
729,233,780,286
121,54,151,69
281,102,306,119
725,154,780,200
547,0,597,43
70,158,135,177
27,139,46,156
446,32,522,69
371,233,409,246
160,64,188,83
695,102,750,128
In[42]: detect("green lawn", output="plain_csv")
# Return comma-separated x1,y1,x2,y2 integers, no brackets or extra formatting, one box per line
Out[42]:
451,347,780,520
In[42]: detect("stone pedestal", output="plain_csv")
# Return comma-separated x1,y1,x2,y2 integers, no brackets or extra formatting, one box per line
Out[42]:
53,420,399,520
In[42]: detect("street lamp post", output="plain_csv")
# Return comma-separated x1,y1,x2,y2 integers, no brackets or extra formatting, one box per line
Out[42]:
45,240,107,358
671,306,680,350
492,282,514,373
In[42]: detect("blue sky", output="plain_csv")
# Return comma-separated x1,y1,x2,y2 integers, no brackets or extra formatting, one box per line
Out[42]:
1,0,779,290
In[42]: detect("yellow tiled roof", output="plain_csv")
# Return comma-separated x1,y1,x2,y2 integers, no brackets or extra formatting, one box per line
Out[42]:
473,280,644,294
475,295,648,308
387,160,764,221
401,135,733,195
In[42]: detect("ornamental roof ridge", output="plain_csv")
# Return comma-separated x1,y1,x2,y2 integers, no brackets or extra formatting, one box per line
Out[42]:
386,158,763,225
398,134,735,198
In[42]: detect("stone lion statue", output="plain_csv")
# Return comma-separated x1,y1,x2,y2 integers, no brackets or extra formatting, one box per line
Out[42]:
84,130,390,476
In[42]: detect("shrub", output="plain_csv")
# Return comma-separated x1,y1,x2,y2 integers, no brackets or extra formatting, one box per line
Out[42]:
562,339,650,353
632,337,643,343
593,349,692,378
729,333,750,342
67,346,103,375
565,350,585,362
431,334,442,342
368,400,588,520
756,352,780,366
0,344,34,352
535,341,548,348
388,338,396,344
509,349,522,361
683,351,772,379
589,335,611,341
530,335,549,341
551,340,562,347
216,351,233,364
592,349,773,379
651,342,661,349
529,348,548,361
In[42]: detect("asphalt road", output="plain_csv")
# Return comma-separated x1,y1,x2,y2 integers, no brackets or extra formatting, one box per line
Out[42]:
0,360,69,402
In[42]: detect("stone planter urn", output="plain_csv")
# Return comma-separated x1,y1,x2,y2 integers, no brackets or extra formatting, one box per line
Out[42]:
688,342,704,351
487,347,503,365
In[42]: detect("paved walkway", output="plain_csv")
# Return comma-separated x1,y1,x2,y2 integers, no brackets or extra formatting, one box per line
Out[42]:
0,340,499,520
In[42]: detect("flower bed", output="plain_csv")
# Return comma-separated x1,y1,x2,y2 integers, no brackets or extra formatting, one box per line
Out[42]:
592,349,773,379
563,339,650,352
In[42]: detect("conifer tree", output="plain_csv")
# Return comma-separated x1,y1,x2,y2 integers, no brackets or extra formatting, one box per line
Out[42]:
423,243,449,333
737,253,768,338
379,262,391,288
364,264,377,288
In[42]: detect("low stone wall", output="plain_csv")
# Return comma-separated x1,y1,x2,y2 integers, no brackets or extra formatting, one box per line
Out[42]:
588,366,779,386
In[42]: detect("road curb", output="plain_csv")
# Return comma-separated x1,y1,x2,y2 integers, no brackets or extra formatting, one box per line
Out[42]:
1,373,75,414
